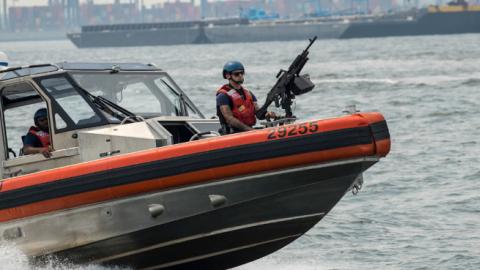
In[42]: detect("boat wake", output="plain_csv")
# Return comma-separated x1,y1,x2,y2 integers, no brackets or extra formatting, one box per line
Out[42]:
314,77,398,85
0,244,129,270
398,74,480,87
236,248,357,270
238,257,326,270
461,78,480,87
314,73,480,88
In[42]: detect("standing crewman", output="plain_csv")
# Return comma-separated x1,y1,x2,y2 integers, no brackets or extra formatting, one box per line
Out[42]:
216,61,275,134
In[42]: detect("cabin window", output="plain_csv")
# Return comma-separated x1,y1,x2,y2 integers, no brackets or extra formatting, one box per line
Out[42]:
185,102,201,118
154,77,201,119
39,77,101,130
1,82,50,159
4,103,50,158
54,113,67,129
70,72,202,118
153,78,183,116
116,82,163,114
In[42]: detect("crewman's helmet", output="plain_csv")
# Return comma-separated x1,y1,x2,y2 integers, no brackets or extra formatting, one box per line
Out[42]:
0,51,8,70
34,108,48,122
223,61,244,79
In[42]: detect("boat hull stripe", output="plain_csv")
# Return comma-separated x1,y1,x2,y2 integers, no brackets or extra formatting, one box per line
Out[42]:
370,120,390,141
142,234,301,270
94,212,324,264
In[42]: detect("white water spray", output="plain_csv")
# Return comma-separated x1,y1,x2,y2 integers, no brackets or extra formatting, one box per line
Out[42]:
0,243,129,270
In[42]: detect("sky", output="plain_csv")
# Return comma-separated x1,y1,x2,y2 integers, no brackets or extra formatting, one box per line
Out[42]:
6,0,441,8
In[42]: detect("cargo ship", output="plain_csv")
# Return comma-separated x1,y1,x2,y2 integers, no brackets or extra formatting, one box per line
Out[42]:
66,17,349,48
340,3,480,39
66,2,480,48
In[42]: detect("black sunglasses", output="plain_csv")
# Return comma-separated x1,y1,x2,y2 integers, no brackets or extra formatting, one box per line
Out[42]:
232,71,245,76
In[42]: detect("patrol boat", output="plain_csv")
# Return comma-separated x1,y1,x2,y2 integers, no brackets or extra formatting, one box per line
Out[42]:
0,62,390,269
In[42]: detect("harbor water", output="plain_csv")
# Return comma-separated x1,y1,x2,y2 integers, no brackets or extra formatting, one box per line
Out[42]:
1,34,479,269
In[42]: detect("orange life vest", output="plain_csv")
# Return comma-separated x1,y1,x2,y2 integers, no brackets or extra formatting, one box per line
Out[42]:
28,126,51,147
217,84,256,127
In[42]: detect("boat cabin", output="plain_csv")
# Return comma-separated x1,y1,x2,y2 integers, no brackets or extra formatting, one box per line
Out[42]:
0,63,221,179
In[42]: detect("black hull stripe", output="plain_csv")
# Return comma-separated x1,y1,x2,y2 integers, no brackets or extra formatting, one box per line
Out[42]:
370,120,390,142
0,125,382,210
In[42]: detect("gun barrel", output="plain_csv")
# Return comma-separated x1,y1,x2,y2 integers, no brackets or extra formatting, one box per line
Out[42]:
290,36,316,71
300,36,317,56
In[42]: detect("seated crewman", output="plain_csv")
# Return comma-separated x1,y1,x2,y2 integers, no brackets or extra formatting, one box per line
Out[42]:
23,108,52,158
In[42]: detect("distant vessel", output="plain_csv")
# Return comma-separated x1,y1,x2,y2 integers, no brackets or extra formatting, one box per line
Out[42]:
67,19,237,47
67,17,349,48
203,19,348,44
340,3,480,39
66,3,480,48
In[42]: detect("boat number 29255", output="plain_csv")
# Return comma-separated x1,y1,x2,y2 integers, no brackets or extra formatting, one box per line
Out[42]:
267,121,319,140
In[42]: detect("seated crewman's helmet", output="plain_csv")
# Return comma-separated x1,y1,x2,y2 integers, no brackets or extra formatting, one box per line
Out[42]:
34,108,48,122
223,61,244,79
0,51,8,70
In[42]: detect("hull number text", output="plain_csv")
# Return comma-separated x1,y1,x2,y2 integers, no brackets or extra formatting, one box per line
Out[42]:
267,121,319,140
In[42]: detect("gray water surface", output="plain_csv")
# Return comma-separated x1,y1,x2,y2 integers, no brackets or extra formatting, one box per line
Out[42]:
1,34,479,269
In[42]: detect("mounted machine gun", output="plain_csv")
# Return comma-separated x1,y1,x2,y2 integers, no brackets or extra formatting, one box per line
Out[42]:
256,36,317,123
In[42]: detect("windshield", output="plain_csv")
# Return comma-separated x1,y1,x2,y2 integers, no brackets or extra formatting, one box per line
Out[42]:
39,76,102,128
70,72,202,118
